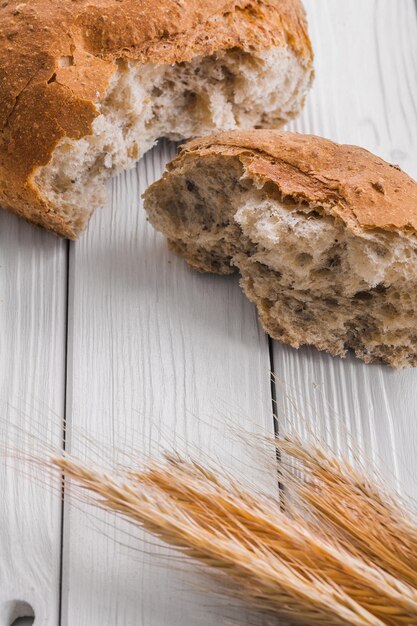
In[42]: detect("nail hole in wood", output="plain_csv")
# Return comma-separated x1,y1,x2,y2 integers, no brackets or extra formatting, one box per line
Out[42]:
1,600,34,626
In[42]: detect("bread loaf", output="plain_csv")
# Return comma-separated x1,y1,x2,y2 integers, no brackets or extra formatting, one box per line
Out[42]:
0,0,313,238
144,130,417,368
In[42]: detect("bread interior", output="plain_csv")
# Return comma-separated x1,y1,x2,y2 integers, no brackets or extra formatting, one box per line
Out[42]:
34,47,309,232
144,155,417,367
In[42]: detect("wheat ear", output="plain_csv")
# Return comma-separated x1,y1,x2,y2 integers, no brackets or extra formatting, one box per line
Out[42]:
50,439,417,626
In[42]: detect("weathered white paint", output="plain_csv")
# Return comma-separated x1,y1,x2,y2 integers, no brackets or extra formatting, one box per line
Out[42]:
61,141,274,626
0,215,67,626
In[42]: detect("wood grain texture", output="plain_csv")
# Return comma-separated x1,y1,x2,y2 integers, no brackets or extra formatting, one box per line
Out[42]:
61,141,274,626
0,215,67,626
277,0,417,497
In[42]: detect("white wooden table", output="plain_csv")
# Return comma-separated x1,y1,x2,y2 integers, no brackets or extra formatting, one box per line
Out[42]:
1,2,417,625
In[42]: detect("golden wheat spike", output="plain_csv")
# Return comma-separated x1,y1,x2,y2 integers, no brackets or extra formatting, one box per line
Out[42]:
136,457,417,623
276,437,417,589
51,444,417,626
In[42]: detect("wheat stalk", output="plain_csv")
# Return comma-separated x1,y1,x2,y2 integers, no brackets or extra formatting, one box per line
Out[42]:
50,437,417,626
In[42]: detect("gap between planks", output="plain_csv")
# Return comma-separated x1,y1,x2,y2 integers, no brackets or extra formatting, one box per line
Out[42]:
57,239,71,626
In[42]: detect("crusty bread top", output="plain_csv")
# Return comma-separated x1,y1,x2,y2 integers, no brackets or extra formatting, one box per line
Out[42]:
175,131,417,234
0,0,312,237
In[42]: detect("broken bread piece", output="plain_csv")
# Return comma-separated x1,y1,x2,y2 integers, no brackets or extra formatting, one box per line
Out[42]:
0,0,313,238
143,130,417,368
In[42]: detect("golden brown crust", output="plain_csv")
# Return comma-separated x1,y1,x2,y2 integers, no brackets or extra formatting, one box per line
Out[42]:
177,130,417,234
0,0,312,238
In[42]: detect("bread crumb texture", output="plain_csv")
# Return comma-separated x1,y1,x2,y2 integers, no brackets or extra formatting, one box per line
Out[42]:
0,0,313,237
144,130,417,368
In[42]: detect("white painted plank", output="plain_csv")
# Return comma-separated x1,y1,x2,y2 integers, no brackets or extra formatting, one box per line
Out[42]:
61,141,274,626
277,0,417,497
0,215,67,626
